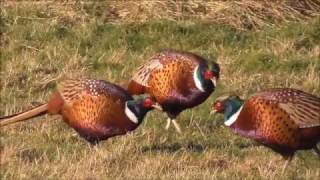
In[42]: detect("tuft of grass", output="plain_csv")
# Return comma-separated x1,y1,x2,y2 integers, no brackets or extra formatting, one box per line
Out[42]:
1,1,320,179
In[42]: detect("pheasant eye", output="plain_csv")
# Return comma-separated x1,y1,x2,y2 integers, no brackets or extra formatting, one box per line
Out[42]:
143,97,153,108
204,70,214,80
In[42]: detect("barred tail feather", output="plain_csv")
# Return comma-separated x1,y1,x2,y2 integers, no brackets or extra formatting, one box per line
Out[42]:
0,104,48,127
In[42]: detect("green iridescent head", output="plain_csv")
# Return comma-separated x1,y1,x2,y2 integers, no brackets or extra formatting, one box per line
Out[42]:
194,61,220,92
212,95,244,121
125,94,161,124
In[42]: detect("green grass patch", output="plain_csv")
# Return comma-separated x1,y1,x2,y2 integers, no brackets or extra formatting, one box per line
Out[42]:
1,2,319,180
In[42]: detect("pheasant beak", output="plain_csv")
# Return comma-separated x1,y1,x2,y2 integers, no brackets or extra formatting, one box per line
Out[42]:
210,77,217,87
210,109,217,116
152,103,163,111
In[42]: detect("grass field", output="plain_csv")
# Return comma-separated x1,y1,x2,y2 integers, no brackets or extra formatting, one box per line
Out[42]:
0,1,320,179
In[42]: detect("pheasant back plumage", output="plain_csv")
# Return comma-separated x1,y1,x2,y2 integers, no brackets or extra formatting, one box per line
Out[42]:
129,50,209,102
231,88,320,152
252,88,320,128
55,79,135,140
147,60,195,103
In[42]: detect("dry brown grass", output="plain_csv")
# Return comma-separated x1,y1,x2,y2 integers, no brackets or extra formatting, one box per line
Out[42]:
3,0,320,30
106,0,320,29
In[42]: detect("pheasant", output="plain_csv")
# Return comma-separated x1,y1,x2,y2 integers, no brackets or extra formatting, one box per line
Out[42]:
128,49,220,133
212,88,320,172
0,79,161,144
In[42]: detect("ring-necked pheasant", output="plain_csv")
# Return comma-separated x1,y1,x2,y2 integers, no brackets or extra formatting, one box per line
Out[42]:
212,88,320,172
0,79,161,144
128,49,220,133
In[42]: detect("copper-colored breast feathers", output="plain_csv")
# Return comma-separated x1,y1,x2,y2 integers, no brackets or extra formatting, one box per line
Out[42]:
244,97,300,148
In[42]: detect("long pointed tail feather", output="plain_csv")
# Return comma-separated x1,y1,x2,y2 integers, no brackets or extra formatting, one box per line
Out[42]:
0,104,48,127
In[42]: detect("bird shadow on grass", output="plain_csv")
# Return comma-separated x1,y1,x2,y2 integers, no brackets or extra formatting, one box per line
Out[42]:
141,141,261,154
15,148,44,163
141,142,206,153
235,142,261,149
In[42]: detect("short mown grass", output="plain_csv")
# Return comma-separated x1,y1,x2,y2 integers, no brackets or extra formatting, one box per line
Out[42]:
1,1,320,179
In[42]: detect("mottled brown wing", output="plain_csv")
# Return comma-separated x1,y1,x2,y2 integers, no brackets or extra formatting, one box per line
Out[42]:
148,60,195,102
252,88,320,128
131,59,164,88
63,90,126,126
130,50,201,88
58,79,131,104
58,79,130,126
57,79,84,104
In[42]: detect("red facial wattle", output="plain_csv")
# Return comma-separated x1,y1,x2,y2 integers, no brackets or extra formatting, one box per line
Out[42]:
143,98,153,108
213,101,224,112
204,70,214,80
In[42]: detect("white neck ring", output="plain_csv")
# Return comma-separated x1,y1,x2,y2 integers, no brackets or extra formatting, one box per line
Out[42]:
193,65,205,92
224,106,243,126
125,102,138,124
